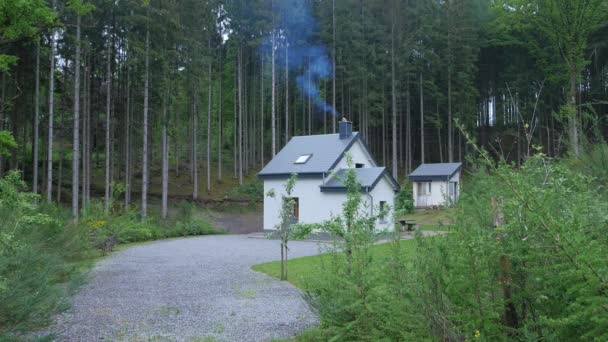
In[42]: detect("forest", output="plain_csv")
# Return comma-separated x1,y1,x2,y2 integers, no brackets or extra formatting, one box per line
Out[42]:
1,0,608,341
0,0,605,218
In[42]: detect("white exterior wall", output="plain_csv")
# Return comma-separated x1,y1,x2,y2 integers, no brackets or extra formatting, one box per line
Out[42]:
263,138,396,232
412,171,461,208
263,176,396,231
333,140,376,170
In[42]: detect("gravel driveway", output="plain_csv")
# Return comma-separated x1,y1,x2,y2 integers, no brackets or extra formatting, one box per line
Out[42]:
48,235,325,341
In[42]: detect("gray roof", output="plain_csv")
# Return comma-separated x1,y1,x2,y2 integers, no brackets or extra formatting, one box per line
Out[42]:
258,132,361,177
408,163,462,181
320,167,400,192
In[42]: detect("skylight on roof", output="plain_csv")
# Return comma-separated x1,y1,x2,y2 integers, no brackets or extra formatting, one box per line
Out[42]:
294,154,312,164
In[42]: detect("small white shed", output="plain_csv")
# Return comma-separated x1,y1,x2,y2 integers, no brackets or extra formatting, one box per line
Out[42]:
407,163,462,208
258,119,400,232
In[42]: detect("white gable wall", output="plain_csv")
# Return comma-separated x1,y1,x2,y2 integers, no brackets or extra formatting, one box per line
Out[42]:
333,140,376,170
412,171,461,208
263,175,396,232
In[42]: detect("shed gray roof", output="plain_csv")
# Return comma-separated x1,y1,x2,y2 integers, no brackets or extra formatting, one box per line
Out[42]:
408,163,463,181
258,132,361,177
320,167,400,192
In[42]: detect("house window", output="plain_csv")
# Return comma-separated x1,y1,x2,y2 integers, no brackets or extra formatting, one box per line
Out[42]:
379,201,387,222
291,197,299,221
355,163,364,168
417,182,431,195
294,154,312,164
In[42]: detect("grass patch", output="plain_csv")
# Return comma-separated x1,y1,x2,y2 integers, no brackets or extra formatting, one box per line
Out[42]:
252,239,418,291
398,208,455,231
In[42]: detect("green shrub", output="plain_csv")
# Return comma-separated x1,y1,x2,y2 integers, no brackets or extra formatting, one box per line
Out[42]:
394,181,414,216
227,179,263,200
0,172,91,337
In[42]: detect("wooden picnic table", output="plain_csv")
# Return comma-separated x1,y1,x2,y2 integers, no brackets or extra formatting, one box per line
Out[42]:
398,218,417,232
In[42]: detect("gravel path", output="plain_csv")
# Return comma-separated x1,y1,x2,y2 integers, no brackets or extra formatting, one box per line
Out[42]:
48,235,325,341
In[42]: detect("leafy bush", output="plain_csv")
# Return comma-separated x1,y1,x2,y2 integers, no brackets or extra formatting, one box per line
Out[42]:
394,181,414,216
0,172,221,338
0,172,91,337
294,154,608,341
227,179,263,200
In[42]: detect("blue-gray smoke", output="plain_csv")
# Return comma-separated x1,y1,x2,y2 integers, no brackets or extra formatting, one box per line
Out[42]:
268,0,338,117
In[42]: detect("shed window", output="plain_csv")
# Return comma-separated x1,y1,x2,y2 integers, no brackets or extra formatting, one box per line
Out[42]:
417,182,431,195
294,154,312,164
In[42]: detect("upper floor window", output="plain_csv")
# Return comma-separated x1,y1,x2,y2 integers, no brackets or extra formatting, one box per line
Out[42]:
355,163,364,168
294,154,312,164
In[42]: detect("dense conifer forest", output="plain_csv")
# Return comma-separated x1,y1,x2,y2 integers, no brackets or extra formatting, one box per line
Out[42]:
1,0,608,340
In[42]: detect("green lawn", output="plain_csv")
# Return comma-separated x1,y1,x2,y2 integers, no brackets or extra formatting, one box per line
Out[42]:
252,239,418,290
399,208,455,231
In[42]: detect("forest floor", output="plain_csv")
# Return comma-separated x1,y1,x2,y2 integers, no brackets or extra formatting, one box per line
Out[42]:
42,235,325,342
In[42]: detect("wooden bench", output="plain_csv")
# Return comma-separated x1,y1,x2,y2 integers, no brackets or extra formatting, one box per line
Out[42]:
398,219,417,232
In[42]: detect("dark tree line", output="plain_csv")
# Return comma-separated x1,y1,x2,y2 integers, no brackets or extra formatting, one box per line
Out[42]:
0,0,606,219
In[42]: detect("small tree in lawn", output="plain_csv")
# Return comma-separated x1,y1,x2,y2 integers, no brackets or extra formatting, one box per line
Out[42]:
266,173,298,281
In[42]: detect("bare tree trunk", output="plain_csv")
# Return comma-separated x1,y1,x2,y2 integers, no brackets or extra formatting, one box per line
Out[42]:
233,69,237,178
125,65,131,210
207,38,213,193
72,14,82,221
141,24,150,219
271,31,276,157
161,90,169,219
391,17,398,179
57,110,63,203
448,70,453,162
217,50,223,182
33,40,40,194
238,47,243,185
105,39,112,212
419,72,425,164
192,91,198,199
568,68,580,156
332,0,336,132
285,42,289,143
406,76,411,173
260,54,264,166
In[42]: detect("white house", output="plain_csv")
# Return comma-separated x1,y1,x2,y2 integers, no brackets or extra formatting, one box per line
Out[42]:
258,119,400,232
407,163,462,208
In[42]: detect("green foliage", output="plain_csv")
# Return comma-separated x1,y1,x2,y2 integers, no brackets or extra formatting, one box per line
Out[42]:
258,153,608,341
394,181,414,216
0,131,17,156
0,171,91,336
0,172,222,337
228,179,264,200
0,0,55,71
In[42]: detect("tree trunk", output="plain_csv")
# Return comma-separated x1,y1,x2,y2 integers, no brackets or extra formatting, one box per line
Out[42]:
419,72,425,164
406,76,411,174
332,0,337,132
238,47,243,185
72,14,82,221
448,70,453,162
271,31,276,157
192,90,198,199
125,65,131,210
105,38,112,212
568,68,580,157
217,49,223,182
391,17,398,179
161,90,169,219
57,109,63,203
260,53,264,166
141,23,150,219
207,38,213,193
285,42,289,143
33,40,40,194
